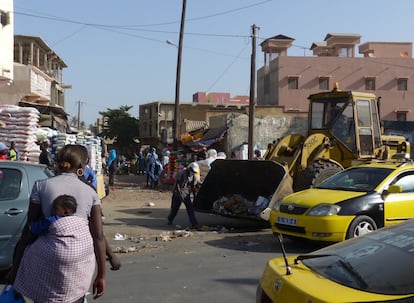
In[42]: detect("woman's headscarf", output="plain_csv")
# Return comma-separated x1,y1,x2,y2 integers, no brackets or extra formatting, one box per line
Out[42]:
108,149,117,167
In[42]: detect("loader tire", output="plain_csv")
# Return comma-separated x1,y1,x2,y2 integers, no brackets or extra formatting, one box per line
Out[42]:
293,162,342,192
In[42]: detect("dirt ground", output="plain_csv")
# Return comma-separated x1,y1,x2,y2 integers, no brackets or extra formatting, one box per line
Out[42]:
101,173,173,251
101,173,272,254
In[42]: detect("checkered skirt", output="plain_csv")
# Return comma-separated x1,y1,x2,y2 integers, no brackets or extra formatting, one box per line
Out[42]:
14,216,95,303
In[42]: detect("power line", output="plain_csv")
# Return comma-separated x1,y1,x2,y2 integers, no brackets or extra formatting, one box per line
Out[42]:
15,0,272,29
206,42,250,92
14,11,249,39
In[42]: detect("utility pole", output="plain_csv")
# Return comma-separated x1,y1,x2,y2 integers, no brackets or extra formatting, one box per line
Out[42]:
173,0,187,147
77,100,81,130
248,24,258,159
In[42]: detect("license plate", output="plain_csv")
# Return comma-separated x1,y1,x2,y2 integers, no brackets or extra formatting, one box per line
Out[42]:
277,216,297,226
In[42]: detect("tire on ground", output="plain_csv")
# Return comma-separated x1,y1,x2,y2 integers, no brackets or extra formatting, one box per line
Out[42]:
293,161,342,192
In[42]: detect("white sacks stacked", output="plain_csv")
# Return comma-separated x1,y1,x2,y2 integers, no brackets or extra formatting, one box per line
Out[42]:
54,133,77,152
85,136,103,175
0,104,40,162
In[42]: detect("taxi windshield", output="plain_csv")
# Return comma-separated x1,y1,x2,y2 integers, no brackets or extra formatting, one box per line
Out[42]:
301,221,414,295
316,167,392,192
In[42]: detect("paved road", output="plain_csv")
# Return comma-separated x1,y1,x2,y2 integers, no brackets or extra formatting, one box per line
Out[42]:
99,226,325,303
1,174,326,302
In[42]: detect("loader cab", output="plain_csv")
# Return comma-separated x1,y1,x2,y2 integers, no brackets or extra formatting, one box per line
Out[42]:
308,89,382,158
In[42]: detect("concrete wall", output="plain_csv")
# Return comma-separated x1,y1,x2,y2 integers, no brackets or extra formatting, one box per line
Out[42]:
209,112,308,155
0,64,30,103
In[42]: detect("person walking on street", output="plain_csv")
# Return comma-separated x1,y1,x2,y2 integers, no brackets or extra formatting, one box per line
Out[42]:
107,149,117,186
167,162,200,229
149,157,163,189
145,147,157,187
137,152,145,175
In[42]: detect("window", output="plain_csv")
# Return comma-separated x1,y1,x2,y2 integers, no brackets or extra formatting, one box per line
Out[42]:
396,111,407,121
394,173,414,193
0,169,22,200
356,100,374,156
0,11,10,26
288,76,299,90
397,78,408,91
365,78,376,91
319,77,330,90
331,103,356,152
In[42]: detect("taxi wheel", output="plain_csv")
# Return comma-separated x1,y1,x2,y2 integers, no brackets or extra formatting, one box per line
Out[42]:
346,215,377,239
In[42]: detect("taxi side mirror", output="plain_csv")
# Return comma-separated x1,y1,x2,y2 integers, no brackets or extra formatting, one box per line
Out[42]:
388,185,403,194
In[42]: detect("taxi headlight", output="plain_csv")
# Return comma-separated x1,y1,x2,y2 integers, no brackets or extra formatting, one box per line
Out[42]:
308,204,341,216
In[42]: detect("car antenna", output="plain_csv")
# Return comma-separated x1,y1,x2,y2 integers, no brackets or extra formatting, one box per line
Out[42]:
277,233,292,275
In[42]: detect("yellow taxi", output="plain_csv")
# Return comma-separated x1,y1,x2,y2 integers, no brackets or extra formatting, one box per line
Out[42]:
257,219,414,302
270,159,414,242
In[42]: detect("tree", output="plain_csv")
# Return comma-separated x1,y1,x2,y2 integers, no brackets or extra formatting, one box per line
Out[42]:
69,116,87,131
99,105,139,152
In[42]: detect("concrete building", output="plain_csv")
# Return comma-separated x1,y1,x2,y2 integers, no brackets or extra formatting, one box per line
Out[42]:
0,34,70,131
0,0,13,88
138,100,247,148
258,33,414,121
140,33,414,153
193,92,249,107
139,101,176,147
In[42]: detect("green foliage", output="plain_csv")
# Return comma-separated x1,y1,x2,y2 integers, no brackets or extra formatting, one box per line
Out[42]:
99,105,139,150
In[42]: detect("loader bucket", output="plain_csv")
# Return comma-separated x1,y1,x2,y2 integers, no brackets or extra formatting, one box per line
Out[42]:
193,159,292,220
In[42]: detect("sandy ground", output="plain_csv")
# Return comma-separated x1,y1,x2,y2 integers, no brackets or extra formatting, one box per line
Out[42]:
101,173,272,254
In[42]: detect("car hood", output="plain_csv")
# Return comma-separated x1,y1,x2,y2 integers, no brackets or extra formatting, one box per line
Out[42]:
282,188,366,207
259,256,413,302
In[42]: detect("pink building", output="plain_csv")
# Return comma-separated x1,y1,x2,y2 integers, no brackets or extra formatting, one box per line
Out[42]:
193,92,249,107
257,33,414,121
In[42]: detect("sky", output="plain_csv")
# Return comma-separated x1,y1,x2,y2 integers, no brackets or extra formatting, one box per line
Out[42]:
12,0,414,125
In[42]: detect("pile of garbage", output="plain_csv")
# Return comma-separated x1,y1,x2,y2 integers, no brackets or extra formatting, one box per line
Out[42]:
212,194,270,217
111,224,232,254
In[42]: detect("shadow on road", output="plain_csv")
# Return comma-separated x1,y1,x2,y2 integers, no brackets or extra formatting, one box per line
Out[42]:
203,232,328,254
109,206,272,232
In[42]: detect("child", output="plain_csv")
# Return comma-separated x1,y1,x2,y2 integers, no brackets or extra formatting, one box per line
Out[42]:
30,195,77,237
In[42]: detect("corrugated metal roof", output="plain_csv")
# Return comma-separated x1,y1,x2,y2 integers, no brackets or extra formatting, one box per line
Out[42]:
184,120,209,132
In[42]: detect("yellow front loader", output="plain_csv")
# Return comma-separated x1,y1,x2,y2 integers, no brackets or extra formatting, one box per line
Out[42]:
265,84,409,191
